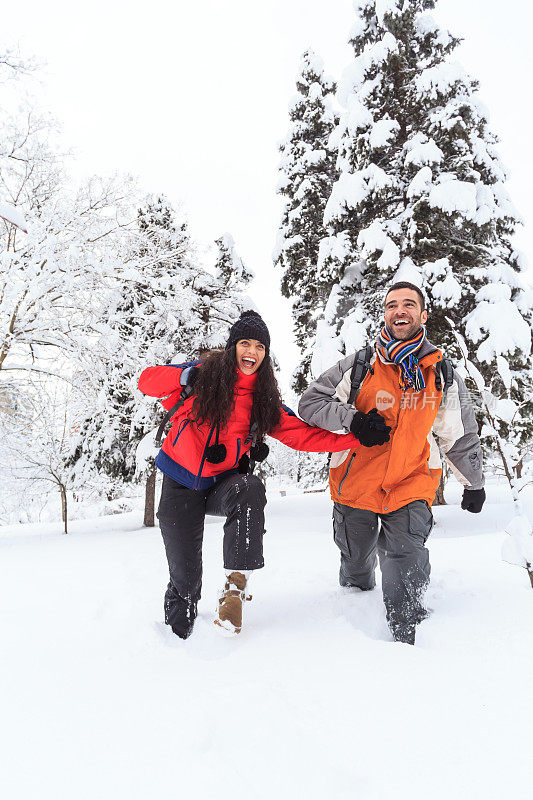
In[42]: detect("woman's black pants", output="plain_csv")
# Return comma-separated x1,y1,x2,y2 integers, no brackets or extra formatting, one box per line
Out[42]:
157,472,267,632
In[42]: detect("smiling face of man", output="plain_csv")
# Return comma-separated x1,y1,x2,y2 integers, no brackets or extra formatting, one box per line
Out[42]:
235,338,266,374
384,287,428,341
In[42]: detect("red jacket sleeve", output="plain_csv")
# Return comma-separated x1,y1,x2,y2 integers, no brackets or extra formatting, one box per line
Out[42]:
269,405,359,453
138,361,199,410
138,365,184,397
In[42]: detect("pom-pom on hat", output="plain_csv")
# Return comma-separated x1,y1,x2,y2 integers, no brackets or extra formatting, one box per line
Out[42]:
225,310,270,354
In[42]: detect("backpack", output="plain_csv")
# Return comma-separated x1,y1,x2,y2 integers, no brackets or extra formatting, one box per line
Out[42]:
347,345,454,405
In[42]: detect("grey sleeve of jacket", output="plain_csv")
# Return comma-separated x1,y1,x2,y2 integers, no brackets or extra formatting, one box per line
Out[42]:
433,371,484,489
297,353,358,433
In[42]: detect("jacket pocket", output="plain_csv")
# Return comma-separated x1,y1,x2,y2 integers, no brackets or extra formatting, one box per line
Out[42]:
333,506,351,557
338,452,356,497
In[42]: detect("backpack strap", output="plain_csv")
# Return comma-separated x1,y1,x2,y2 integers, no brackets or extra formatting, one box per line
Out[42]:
244,420,258,447
348,345,374,405
154,384,195,447
434,358,454,396
245,421,259,474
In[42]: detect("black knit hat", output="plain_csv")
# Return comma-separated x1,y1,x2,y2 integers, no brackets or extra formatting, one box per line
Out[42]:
225,310,270,353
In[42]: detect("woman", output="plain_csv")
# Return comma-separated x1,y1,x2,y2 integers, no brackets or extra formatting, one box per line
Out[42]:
138,310,360,639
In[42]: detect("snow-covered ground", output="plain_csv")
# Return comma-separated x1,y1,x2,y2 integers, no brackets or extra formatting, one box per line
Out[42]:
1,476,532,800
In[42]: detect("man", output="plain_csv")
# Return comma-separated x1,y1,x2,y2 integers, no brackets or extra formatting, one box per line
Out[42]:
298,281,485,644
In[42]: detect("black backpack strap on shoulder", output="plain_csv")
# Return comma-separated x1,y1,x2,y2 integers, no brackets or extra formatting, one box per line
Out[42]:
245,420,258,447
155,384,194,447
245,421,259,474
434,358,454,396
348,345,374,405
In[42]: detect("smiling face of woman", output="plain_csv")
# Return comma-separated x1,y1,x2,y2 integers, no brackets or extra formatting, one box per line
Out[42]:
235,338,266,374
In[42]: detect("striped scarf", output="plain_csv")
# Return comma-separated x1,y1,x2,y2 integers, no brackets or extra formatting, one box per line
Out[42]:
377,326,427,391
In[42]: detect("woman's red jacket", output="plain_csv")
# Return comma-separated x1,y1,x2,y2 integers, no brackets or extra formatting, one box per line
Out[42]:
138,361,358,490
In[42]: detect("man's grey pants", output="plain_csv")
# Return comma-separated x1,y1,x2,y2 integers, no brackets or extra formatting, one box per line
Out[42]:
333,500,433,635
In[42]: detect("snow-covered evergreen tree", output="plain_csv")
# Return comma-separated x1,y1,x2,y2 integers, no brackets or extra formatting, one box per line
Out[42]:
68,203,253,514
312,0,532,453
69,199,191,486
274,49,339,394
215,233,254,288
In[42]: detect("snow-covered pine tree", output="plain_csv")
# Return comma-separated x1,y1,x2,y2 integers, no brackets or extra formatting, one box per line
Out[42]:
68,197,199,507
312,0,532,458
134,225,253,523
214,233,254,288
274,49,339,394
68,202,253,521
197,232,254,351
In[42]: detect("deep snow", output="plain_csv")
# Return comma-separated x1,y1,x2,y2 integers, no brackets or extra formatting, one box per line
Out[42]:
1,476,532,800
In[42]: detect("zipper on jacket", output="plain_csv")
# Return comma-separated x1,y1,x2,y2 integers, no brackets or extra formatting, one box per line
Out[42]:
173,419,191,447
193,423,216,490
338,452,356,497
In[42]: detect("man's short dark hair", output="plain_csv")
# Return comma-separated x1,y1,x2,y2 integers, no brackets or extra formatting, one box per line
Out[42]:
385,281,426,311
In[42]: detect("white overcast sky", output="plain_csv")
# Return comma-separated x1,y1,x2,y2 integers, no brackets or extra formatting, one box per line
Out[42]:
4,0,533,382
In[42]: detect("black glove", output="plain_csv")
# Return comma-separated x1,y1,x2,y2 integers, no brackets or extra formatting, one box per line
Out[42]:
250,442,269,463
350,408,391,447
461,487,486,513
185,366,200,388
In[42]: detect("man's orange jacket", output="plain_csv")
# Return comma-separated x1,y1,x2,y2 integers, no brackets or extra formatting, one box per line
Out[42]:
298,339,484,513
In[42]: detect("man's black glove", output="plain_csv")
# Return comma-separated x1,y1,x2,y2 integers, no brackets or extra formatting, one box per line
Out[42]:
350,408,391,447
461,487,486,513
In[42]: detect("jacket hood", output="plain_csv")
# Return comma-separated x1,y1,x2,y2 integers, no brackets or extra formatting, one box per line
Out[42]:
418,338,441,359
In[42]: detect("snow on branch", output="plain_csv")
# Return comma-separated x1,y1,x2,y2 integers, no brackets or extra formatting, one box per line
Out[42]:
0,202,27,232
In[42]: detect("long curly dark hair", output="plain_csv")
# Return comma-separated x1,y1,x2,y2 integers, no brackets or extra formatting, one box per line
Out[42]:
192,347,282,439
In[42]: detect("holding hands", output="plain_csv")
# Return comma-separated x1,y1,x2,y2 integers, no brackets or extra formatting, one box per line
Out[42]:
350,407,391,447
